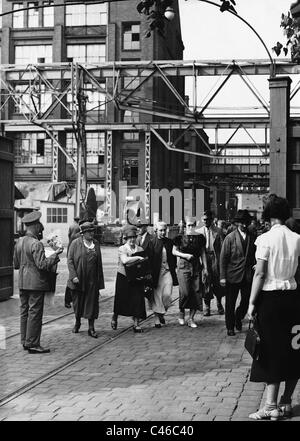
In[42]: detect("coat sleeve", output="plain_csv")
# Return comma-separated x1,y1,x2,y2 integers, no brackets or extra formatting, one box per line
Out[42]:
31,241,59,271
67,240,79,281
97,243,105,290
13,240,21,269
219,235,231,280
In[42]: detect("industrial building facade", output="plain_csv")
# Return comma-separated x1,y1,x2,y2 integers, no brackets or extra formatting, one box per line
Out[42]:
0,0,187,223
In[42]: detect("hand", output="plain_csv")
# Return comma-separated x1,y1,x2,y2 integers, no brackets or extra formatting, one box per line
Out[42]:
138,256,144,261
186,254,194,261
55,247,64,255
247,304,256,320
202,268,209,278
73,277,79,284
220,278,226,287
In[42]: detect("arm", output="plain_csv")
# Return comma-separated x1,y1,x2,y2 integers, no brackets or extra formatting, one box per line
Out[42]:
119,247,144,265
67,240,79,283
13,242,20,270
31,241,60,271
247,258,267,318
219,235,231,286
201,248,208,275
172,245,193,260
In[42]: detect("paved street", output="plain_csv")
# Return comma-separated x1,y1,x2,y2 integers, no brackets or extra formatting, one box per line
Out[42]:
0,245,300,422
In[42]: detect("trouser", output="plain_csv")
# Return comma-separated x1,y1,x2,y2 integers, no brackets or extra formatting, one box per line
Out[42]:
203,252,223,308
225,279,251,330
20,289,45,347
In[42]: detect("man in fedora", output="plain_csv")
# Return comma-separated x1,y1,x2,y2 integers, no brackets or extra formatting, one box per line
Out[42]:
13,211,63,353
219,209,256,336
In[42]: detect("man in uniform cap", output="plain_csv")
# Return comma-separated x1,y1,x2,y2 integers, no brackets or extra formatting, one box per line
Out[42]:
14,210,63,353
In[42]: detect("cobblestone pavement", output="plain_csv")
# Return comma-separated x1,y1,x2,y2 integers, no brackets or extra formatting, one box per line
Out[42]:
1,246,300,422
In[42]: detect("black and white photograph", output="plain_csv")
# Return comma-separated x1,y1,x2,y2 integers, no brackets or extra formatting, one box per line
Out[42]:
1,0,300,429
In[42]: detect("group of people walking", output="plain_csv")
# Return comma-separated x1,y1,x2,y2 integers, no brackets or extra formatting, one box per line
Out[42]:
13,194,300,420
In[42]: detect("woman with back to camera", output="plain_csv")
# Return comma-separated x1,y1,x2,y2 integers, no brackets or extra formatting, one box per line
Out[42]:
247,195,300,420
111,225,146,333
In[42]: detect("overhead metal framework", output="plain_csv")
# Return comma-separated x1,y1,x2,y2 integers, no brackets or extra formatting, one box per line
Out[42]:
2,58,300,205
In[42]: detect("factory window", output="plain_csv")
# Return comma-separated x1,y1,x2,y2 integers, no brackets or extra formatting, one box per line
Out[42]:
43,1,54,26
122,155,139,186
65,2,107,26
66,132,105,164
47,207,68,223
122,23,140,51
14,45,52,64
12,3,24,28
67,44,106,64
14,133,52,165
14,84,52,113
28,2,39,27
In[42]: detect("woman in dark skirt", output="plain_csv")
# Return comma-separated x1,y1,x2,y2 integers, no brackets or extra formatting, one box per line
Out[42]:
111,225,146,333
247,196,300,421
67,222,104,338
173,217,208,328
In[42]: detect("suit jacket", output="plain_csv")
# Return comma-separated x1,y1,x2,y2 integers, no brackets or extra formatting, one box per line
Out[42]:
13,232,60,291
219,229,256,284
136,232,152,251
197,225,224,259
148,236,178,288
67,236,105,291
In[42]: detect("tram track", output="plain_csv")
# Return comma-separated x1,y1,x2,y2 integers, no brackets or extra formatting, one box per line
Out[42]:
0,296,179,408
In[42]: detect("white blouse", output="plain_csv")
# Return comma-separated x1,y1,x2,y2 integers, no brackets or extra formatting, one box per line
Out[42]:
255,224,300,291
117,243,144,276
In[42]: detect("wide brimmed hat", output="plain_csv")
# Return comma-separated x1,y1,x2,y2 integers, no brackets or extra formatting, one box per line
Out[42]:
80,222,96,233
233,209,252,225
21,211,42,226
123,225,138,238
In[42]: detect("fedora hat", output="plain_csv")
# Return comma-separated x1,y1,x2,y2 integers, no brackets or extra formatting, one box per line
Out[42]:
234,209,252,225
80,222,95,233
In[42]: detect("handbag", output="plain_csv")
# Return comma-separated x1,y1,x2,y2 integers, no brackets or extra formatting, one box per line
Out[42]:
244,317,261,361
124,256,152,282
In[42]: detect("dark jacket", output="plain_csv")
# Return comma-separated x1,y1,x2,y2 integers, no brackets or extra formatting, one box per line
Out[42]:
148,236,178,288
67,236,105,291
219,229,256,284
136,232,152,251
13,232,59,291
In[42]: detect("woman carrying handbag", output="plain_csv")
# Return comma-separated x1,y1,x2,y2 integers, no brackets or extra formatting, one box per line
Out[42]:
247,195,300,421
111,225,147,333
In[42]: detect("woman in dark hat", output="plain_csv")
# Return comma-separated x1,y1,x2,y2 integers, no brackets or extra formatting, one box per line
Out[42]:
67,221,104,337
247,196,300,420
111,225,147,333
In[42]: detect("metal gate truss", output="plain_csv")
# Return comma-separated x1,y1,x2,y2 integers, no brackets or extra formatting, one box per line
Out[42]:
105,130,112,217
2,58,300,186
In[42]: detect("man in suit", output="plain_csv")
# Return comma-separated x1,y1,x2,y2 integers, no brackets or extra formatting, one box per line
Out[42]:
196,211,225,316
13,211,63,353
220,209,256,336
136,223,152,251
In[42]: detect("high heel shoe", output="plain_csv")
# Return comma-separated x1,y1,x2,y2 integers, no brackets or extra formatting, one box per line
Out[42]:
88,329,98,338
133,325,143,333
72,323,81,333
111,319,118,330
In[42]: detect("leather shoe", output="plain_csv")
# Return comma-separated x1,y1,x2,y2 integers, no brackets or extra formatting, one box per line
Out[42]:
28,346,50,354
155,323,162,328
65,303,72,309
203,309,211,317
235,319,242,332
23,344,29,351
72,324,80,333
227,330,235,336
111,319,118,330
158,314,166,325
133,326,143,333
88,329,98,338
